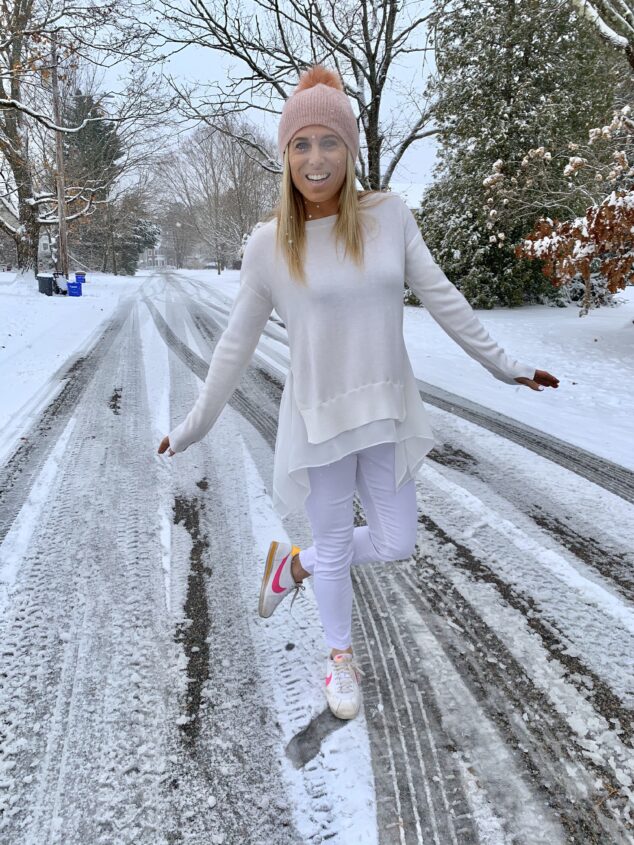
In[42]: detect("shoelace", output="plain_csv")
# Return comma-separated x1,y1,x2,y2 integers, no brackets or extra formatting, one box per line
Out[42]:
331,657,365,694
289,581,305,610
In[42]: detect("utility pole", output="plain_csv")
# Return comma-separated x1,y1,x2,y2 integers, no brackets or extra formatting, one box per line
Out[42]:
51,36,69,279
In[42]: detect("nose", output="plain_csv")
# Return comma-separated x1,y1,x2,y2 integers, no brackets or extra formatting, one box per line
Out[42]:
307,142,325,167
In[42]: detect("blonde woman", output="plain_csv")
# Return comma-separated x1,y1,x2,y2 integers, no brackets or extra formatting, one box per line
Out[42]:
158,65,559,721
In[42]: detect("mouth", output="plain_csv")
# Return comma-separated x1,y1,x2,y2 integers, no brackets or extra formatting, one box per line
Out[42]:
305,173,331,184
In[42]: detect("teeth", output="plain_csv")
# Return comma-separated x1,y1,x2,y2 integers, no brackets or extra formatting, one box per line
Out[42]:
306,173,329,181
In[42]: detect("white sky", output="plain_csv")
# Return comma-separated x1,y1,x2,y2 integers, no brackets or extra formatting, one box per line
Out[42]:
161,30,440,203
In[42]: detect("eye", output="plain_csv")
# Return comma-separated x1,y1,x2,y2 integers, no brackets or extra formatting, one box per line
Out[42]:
294,141,309,151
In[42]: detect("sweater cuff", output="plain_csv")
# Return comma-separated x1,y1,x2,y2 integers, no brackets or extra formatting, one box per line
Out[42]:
496,362,536,384
168,422,191,454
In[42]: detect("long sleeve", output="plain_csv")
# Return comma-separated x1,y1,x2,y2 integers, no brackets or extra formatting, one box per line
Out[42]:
168,246,273,453
402,204,535,385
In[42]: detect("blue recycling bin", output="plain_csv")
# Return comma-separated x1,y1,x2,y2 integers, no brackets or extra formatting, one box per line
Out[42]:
67,280,82,296
75,272,85,284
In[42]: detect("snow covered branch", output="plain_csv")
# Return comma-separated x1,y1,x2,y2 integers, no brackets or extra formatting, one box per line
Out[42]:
157,0,436,189
570,0,634,67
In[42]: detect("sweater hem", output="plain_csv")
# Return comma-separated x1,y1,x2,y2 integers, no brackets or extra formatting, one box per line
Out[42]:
298,381,407,444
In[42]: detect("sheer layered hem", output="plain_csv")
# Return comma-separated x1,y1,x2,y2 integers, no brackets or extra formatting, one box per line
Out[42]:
271,365,436,519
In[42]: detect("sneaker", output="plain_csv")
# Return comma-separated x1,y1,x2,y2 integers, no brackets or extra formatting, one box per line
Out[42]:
258,541,304,619
325,653,363,720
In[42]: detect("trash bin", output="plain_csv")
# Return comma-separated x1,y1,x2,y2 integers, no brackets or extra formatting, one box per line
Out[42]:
53,271,67,295
37,274,54,296
75,272,86,284
67,280,82,297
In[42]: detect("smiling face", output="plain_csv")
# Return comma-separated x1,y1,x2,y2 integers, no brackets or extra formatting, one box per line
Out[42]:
287,124,348,216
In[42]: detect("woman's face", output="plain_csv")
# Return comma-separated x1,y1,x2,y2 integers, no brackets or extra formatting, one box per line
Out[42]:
287,125,347,210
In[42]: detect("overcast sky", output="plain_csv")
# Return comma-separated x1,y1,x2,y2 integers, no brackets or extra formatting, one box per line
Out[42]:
161,30,440,202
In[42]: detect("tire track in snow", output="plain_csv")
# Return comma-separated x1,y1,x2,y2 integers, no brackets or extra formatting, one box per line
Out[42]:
0,303,175,844
400,515,632,843
172,271,289,347
352,565,476,845
143,296,280,449
164,284,480,843
0,299,133,546
426,437,634,603
415,380,634,504
159,293,303,845
153,276,627,843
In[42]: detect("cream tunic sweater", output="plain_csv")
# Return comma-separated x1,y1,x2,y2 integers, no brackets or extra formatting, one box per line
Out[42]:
168,193,534,516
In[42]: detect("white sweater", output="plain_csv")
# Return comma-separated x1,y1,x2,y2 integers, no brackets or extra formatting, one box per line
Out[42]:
169,193,534,513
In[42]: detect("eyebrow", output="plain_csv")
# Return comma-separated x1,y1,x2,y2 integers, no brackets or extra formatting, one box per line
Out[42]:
293,134,339,142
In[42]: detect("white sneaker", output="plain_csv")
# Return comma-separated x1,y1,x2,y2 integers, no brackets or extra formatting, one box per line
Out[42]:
325,653,363,720
258,541,304,619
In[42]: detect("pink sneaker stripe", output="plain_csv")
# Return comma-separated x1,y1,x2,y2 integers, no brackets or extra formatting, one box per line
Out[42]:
271,552,291,594
325,673,332,686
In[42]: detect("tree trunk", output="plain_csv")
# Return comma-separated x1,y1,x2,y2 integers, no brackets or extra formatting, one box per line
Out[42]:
15,188,40,274
4,111,39,273
366,97,383,191
107,204,118,274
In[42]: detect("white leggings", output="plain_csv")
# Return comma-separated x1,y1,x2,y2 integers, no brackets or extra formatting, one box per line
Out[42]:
297,442,418,650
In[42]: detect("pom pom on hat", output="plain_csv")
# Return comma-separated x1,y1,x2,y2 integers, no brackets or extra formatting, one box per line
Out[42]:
294,65,344,93
277,64,359,161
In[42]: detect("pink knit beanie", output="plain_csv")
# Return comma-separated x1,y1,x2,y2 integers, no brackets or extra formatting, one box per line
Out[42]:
277,65,359,161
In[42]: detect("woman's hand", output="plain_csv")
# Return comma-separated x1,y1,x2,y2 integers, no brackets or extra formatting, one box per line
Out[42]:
514,370,560,391
158,435,175,457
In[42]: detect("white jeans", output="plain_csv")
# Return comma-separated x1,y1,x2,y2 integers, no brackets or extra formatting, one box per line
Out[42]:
298,442,418,650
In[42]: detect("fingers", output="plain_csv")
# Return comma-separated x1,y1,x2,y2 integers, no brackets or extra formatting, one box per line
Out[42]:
521,370,560,389
536,371,559,388
514,373,557,391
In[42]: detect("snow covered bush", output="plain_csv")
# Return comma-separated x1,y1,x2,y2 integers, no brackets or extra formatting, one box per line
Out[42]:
418,0,618,308
500,107,634,314
517,190,634,314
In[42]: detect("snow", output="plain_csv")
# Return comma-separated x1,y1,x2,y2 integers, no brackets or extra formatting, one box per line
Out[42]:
1,268,633,841
0,270,147,464
239,439,378,843
0,414,76,615
403,288,634,470
138,282,174,613
167,270,634,472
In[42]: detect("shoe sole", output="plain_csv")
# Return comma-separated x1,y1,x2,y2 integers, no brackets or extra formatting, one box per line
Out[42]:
258,540,279,619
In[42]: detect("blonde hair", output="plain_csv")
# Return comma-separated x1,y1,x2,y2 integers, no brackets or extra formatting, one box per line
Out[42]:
275,151,381,284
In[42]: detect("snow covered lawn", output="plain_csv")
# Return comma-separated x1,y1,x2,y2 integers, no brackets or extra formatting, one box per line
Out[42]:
2,268,632,471
0,270,146,463
403,288,634,471
180,269,634,471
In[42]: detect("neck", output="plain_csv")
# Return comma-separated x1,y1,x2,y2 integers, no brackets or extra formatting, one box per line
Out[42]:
302,194,340,220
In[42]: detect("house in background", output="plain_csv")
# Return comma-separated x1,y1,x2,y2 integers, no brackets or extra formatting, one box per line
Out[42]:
140,245,167,268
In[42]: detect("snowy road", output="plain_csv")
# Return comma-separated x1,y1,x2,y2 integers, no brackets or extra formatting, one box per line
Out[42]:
0,272,632,845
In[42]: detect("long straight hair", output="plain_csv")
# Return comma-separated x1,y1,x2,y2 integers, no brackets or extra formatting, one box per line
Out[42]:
275,151,380,284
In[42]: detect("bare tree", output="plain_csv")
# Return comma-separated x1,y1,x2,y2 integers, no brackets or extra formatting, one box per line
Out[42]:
571,0,634,69
160,118,279,270
0,0,170,272
159,0,437,189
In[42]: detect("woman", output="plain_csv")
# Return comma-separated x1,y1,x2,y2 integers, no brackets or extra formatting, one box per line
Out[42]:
158,65,559,721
